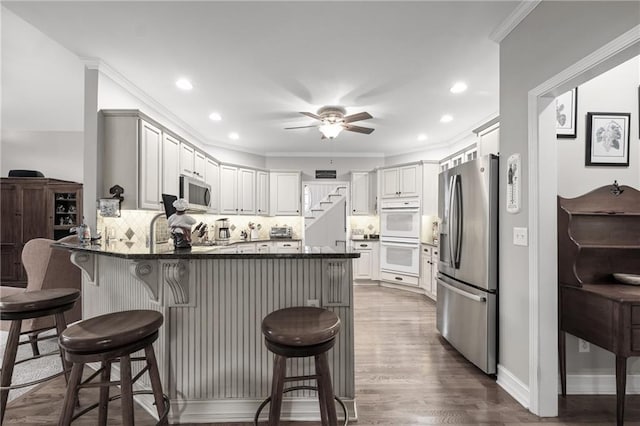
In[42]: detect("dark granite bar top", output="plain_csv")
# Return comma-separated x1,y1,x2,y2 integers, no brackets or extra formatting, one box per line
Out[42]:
52,241,360,260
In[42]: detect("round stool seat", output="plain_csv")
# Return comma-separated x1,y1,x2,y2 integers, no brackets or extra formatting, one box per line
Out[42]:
0,288,79,315
59,310,163,354
262,307,341,347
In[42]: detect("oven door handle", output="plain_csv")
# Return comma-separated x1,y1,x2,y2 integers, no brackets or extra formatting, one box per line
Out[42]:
381,241,420,248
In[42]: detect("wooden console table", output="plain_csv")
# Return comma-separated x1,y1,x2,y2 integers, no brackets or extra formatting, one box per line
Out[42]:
558,183,640,426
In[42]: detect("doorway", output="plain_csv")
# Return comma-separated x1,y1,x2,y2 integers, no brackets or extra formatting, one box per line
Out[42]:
528,27,640,416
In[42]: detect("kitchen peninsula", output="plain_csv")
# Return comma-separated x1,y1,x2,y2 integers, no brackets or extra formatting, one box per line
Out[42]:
53,241,359,423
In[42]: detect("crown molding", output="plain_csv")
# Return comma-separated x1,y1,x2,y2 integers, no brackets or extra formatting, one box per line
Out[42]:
80,57,218,149
489,0,541,43
264,151,385,158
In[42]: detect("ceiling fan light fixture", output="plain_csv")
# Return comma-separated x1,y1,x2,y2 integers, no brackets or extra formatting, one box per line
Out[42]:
319,122,343,139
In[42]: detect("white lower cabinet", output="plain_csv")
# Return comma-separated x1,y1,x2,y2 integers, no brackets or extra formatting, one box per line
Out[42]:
352,241,379,281
420,244,438,300
274,240,300,253
236,243,256,254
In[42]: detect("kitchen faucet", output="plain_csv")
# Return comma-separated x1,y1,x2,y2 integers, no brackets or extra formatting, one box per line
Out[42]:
148,212,165,250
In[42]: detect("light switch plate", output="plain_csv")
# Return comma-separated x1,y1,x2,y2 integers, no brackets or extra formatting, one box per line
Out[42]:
513,227,528,246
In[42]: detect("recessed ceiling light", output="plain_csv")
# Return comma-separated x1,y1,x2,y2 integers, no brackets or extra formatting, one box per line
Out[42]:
440,115,453,123
175,78,193,91
228,132,239,140
450,82,468,94
417,134,428,141
209,112,222,121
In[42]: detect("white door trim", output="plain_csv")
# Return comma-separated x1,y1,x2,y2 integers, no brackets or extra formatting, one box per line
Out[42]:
527,24,640,416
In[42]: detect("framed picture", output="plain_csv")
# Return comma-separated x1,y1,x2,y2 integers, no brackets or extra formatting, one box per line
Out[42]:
556,87,578,138
585,112,630,166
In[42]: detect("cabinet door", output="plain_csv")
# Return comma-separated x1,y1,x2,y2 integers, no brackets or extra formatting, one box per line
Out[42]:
354,250,372,279
220,165,238,214
139,120,162,210
1,184,22,283
351,172,370,215
237,168,256,215
271,172,301,215
420,253,432,292
180,143,195,177
275,241,300,253
399,164,420,197
194,150,206,180
162,133,181,198
205,158,219,213
422,163,439,215
370,242,380,281
237,243,257,254
381,168,399,198
256,171,269,215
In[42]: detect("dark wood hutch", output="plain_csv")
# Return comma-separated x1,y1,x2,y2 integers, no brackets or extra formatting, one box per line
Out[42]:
558,183,640,426
1,177,83,287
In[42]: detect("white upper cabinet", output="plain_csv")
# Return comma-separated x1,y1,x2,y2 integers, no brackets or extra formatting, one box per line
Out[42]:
162,133,181,198
220,165,238,214
139,119,162,210
351,171,371,215
237,168,256,215
270,171,301,216
380,164,421,198
256,171,269,215
421,162,439,215
194,150,206,181
180,143,195,177
205,157,219,213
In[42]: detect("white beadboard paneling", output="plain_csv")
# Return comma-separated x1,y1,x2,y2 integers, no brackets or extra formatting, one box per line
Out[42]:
83,255,355,422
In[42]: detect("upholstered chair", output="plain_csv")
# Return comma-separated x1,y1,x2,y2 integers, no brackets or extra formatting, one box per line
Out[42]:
0,235,81,354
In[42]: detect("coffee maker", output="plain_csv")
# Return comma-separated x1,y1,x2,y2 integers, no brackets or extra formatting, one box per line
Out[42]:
215,218,231,244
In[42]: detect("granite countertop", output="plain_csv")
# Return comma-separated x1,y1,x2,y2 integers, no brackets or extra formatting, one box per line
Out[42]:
52,241,360,260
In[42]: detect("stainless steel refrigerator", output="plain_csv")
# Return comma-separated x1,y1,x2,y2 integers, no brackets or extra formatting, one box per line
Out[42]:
436,154,498,374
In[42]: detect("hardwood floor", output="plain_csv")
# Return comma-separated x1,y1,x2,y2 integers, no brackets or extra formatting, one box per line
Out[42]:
5,285,640,425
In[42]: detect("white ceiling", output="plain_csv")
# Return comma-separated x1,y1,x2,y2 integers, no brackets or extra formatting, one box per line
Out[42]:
4,1,518,156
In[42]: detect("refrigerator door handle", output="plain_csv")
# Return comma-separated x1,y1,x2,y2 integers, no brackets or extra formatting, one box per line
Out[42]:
448,175,457,268
439,279,486,303
454,175,463,267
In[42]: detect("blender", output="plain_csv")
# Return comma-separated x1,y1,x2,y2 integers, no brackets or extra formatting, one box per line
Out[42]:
215,218,231,244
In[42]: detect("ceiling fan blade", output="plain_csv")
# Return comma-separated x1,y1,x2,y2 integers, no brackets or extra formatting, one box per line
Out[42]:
300,111,322,120
284,124,320,130
343,124,375,134
343,112,373,123
320,134,327,140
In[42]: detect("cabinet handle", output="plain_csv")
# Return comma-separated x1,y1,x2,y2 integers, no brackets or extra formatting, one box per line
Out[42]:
395,276,403,281
241,209,243,212
296,210,299,213
283,244,291,247
359,244,368,247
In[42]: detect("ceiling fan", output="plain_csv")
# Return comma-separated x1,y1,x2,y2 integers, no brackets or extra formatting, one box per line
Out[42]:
285,106,374,139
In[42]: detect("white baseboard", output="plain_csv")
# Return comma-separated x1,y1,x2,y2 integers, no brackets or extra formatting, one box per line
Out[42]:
565,374,640,395
497,364,530,409
160,398,357,423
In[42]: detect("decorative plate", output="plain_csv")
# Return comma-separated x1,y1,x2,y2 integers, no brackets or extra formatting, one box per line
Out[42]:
613,273,640,285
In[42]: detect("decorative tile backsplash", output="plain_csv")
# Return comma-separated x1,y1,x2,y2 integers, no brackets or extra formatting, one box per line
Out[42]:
349,216,379,237
97,210,303,245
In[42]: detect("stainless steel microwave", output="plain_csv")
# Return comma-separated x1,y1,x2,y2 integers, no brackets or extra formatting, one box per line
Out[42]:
179,175,211,211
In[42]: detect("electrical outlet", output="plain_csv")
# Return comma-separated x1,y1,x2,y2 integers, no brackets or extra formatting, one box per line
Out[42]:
306,299,320,308
513,227,528,246
578,338,590,353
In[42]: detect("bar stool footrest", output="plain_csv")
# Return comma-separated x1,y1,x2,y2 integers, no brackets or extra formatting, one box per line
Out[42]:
253,385,348,426
70,390,170,425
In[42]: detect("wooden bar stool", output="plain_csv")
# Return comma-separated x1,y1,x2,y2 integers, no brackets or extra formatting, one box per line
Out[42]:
0,288,80,424
57,310,169,426
255,306,347,426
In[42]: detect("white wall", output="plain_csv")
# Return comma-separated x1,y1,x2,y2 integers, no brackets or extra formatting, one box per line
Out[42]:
1,7,84,182
500,0,640,387
557,56,640,198
265,156,384,180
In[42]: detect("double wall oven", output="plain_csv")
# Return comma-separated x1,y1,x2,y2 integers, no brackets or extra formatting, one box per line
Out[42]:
380,199,421,283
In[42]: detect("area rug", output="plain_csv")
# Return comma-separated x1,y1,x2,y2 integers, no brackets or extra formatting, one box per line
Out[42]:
0,330,62,402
